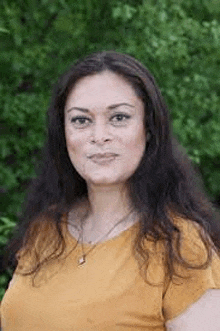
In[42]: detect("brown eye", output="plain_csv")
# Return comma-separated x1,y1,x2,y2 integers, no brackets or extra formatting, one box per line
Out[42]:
111,114,131,123
71,117,91,126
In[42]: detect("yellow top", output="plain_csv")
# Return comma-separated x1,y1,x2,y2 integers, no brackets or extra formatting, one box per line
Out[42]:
1,216,220,331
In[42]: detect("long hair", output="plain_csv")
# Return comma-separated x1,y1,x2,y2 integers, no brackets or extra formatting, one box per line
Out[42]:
4,51,220,287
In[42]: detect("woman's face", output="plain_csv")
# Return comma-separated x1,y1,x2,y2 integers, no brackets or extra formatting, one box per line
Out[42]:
64,70,146,189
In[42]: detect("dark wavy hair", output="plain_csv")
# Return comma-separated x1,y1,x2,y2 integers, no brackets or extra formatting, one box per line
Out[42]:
4,50,220,287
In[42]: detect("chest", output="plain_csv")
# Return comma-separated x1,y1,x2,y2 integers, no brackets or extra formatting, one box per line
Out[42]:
2,240,166,331
67,220,137,244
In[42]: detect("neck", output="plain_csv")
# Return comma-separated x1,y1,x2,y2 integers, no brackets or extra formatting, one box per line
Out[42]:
85,184,133,230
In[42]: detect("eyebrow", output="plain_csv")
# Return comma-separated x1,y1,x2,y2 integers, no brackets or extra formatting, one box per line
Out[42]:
67,103,135,113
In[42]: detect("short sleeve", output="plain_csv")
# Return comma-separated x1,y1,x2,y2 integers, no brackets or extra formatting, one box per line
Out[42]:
162,218,220,322
0,301,2,328
0,273,19,330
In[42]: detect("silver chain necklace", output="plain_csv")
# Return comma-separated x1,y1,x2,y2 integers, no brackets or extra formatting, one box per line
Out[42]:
77,208,135,266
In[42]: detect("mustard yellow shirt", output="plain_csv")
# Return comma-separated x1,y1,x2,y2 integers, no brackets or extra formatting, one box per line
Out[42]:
1,217,220,330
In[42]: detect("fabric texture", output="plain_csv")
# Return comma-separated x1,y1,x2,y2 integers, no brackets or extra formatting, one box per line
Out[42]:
1,216,220,331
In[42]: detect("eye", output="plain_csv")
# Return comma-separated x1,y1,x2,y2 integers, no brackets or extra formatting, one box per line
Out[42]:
111,114,131,124
70,117,91,127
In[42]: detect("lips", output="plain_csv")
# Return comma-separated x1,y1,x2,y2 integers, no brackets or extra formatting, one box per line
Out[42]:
89,153,118,159
88,153,119,165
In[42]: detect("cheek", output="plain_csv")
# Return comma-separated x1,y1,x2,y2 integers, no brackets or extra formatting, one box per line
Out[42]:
65,127,84,157
65,129,88,176
123,125,146,158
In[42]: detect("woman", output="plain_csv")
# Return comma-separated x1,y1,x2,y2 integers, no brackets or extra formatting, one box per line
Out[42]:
1,51,220,330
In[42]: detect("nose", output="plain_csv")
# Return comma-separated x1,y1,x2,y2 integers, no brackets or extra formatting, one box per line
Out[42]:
90,120,112,145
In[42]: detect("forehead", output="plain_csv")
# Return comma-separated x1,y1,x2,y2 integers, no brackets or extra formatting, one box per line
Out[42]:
65,71,143,109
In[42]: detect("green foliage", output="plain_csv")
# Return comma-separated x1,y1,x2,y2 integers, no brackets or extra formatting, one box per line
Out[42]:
0,0,220,300
0,216,16,300
0,217,16,246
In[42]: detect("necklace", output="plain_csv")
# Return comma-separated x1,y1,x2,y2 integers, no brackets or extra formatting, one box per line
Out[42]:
77,208,135,266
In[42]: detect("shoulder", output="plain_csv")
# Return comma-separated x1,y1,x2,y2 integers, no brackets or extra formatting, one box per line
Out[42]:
163,216,220,326
171,215,213,265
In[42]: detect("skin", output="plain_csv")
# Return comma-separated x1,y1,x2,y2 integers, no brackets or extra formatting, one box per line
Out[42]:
64,70,146,240
166,289,220,331
64,71,220,328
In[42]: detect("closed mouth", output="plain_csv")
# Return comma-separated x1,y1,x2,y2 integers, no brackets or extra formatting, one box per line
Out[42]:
89,153,118,159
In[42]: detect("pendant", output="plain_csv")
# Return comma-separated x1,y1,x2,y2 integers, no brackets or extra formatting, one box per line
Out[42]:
78,255,86,266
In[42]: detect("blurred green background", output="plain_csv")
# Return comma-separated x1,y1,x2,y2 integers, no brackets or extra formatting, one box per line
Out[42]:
0,0,220,300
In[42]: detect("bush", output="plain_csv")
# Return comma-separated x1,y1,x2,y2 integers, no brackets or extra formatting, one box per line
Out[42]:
0,0,220,300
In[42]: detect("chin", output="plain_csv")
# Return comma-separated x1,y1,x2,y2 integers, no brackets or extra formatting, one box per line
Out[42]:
86,175,127,187
88,178,119,186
